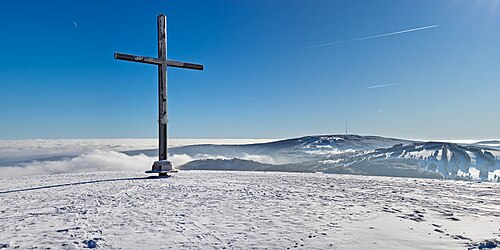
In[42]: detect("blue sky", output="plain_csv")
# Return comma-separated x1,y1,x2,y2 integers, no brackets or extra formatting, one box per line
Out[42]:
0,0,499,140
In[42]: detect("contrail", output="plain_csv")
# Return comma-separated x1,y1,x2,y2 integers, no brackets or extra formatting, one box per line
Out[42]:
306,24,439,49
367,83,401,89
73,21,79,29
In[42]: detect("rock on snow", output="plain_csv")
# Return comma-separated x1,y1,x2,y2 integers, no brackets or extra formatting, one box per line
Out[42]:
0,171,499,249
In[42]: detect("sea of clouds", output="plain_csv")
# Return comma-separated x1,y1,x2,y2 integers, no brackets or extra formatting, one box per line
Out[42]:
0,139,275,177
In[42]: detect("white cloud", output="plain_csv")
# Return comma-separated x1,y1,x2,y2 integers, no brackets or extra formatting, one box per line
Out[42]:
168,154,195,167
0,151,285,177
0,150,155,177
0,138,275,165
0,139,279,177
241,154,276,164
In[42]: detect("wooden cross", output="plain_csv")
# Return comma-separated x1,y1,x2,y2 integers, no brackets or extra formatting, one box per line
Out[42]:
114,14,203,176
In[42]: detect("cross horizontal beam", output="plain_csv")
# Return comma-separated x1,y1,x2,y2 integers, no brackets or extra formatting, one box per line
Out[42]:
114,53,203,70
114,53,162,65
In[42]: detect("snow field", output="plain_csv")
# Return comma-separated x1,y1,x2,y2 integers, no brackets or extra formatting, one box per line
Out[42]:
0,171,498,249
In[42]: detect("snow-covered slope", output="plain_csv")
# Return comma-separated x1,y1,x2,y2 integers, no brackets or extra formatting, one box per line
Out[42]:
334,142,500,181
163,134,412,164
169,135,500,181
0,171,498,249
169,134,411,155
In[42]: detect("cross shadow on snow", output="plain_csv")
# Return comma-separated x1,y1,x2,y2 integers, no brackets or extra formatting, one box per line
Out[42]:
0,175,170,195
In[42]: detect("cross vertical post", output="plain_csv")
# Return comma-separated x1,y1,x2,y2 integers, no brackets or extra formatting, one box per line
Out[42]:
114,14,203,177
158,14,168,162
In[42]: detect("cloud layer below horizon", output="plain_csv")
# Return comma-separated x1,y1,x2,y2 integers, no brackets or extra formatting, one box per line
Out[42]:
0,139,276,177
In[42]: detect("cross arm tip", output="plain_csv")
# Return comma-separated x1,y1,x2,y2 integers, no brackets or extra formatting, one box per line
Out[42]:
185,63,204,71
166,60,204,70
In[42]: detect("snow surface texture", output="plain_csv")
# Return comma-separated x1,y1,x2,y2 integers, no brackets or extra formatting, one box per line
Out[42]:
0,171,498,249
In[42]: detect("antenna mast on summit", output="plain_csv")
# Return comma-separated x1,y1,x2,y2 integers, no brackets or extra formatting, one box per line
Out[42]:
345,121,348,135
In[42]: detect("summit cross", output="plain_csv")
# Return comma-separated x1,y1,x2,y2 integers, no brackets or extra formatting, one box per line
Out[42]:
114,14,203,176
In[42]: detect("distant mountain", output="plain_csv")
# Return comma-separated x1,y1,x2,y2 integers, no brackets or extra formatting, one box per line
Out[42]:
169,134,413,163
473,140,500,151
323,142,500,181
169,135,500,182
181,158,313,173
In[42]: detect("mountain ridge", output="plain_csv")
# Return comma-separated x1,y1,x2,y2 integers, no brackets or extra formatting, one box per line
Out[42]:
164,134,500,182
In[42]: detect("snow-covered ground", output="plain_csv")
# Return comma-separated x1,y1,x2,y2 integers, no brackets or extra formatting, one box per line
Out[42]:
1,171,498,249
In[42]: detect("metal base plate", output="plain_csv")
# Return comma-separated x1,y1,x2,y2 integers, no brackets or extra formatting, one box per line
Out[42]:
145,170,172,174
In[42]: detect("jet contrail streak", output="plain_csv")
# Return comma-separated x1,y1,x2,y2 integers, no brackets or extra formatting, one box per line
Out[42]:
367,83,401,89
307,24,439,49
74,21,79,29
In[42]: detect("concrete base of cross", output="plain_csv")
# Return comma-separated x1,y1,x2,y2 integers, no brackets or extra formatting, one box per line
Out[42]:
145,160,173,176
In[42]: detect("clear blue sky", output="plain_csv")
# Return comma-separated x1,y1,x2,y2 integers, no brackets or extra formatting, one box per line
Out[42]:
1,0,499,140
